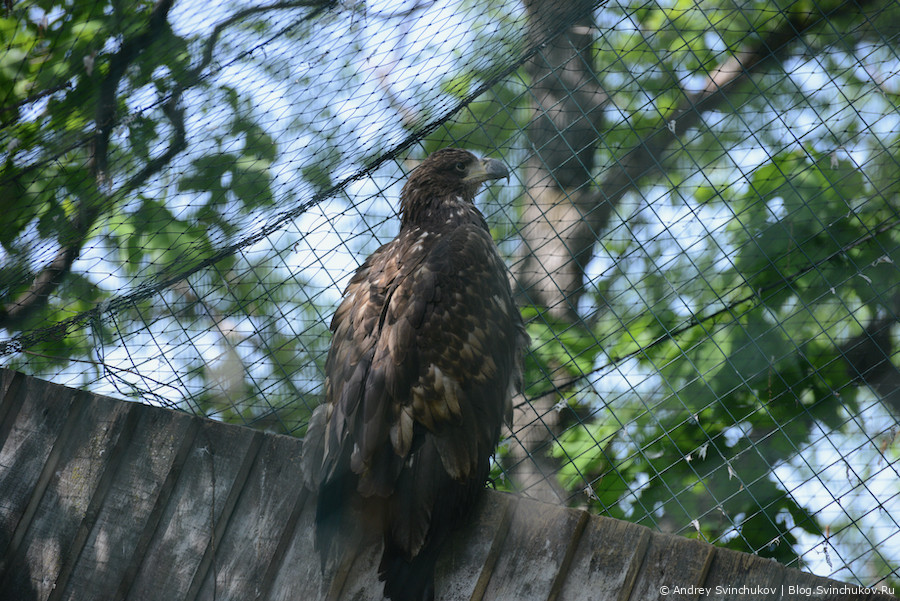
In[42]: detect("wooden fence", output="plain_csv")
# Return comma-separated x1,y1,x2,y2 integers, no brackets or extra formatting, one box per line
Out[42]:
0,368,894,600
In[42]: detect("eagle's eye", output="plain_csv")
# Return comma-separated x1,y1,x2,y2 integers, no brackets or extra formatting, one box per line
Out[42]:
454,161,466,173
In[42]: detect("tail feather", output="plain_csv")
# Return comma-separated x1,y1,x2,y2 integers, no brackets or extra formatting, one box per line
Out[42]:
377,442,490,601
314,474,352,571
378,539,441,601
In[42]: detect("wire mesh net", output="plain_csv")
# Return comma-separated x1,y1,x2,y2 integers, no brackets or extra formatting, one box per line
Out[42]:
1,0,898,590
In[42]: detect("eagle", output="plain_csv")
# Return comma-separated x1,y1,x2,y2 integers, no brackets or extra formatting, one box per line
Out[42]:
301,148,528,601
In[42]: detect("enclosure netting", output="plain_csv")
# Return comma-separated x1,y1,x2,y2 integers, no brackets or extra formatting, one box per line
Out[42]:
1,0,898,589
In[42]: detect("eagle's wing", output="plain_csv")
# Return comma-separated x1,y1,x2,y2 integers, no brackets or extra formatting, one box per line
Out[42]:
307,220,524,559
381,223,524,559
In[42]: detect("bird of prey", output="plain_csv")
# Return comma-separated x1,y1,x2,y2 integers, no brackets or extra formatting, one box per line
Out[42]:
301,148,528,601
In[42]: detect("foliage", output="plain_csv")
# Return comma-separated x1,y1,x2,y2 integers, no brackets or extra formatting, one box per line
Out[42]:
461,0,900,581
0,1,328,426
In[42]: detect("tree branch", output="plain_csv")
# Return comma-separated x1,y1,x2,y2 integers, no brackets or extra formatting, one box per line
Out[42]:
0,81,73,127
90,0,176,181
0,0,178,330
515,217,900,408
510,0,603,501
195,0,336,79
842,304,900,417
591,1,877,218
517,1,875,321
1,0,336,331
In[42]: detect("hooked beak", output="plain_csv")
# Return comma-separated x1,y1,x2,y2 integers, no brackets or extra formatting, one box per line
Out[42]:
462,157,510,185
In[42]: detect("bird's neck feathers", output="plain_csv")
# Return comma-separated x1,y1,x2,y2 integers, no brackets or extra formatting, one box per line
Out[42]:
399,186,486,231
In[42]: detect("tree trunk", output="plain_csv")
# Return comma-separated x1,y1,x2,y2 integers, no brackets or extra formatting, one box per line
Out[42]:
506,0,602,503
516,0,608,323
508,1,872,504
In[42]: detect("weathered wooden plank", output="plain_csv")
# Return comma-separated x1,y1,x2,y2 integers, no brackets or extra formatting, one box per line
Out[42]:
697,545,785,600
184,430,264,600
480,494,588,600
0,387,132,601
438,491,514,601
0,368,16,396
2,369,894,601
555,514,651,601
0,369,25,446
254,484,310,601
56,401,197,601
47,401,143,601
0,373,76,546
283,489,518,601
296,488,518,601
332,530,385,600
263,488,331,601
193,434,307,601
122,420,258,601
628,531,715,601
0,372,76,601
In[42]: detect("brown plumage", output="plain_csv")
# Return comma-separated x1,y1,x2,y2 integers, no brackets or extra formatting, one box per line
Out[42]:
301,148,528,601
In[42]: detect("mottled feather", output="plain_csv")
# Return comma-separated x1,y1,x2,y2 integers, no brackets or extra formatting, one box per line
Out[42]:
301,148,528,601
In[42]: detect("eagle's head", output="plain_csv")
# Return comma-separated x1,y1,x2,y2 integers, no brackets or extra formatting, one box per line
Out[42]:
400,148,509,226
